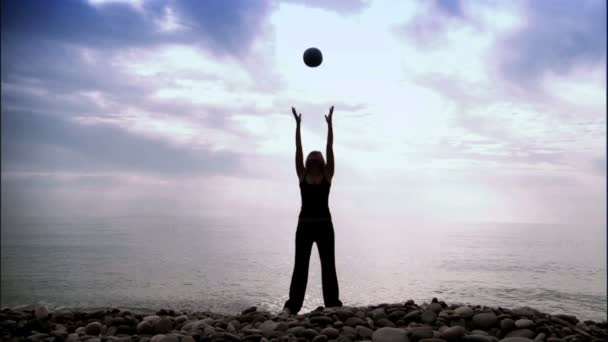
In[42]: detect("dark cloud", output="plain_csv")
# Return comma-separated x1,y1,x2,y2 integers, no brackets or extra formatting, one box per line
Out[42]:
276,0,369,15
499,0,606,83
1,109,242,176
1,0,272,57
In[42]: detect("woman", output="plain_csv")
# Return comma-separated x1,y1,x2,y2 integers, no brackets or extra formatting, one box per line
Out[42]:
281,105,343,317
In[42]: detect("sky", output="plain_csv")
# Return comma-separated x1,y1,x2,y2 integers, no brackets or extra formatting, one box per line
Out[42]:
1,0,606,229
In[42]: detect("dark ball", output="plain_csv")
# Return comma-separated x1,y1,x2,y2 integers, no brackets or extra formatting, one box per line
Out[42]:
303,47,323,67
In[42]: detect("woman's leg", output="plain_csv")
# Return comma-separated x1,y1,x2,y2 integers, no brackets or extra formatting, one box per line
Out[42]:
283,223,314,314
316,221,343,308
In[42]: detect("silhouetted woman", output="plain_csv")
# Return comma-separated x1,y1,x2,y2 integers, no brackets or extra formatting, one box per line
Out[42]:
281,105,343,317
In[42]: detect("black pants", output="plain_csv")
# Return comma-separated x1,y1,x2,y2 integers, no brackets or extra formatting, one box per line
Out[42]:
284,219,343,314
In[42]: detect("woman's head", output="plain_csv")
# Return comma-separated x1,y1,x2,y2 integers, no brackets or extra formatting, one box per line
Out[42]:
305,151,325,173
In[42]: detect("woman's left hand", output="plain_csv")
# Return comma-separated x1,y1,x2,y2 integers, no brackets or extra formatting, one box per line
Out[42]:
325,106,334,125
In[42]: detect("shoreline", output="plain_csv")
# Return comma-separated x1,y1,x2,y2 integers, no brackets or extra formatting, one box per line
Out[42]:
1,299,606,342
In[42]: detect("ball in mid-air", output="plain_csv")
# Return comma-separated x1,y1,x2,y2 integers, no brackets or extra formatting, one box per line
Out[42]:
303,47,323,67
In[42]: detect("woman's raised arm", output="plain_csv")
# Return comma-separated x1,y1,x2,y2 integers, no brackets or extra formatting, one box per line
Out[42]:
292,107,305,179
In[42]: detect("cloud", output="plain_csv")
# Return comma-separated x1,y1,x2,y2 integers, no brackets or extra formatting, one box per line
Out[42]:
498,0,606,84
1,110,242,176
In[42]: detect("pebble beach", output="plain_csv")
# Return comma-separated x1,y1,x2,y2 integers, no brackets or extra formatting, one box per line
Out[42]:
1,299,606,342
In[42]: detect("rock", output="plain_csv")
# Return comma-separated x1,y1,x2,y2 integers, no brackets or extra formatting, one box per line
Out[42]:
106,326,118,336
377,318,396,328
343,326,357,335
550,317,572,327
411,326,434,340
473,313,498,329
419,339,448,342
428,304,442,313
505,329,535,339
34,306,49,320
242,306,257,315
182,336,196,342
66,333,79,342
345,317,366,327
405,311,421,320
357,325,374,338
224,333,242,341
311,316,334,326
85,321,103,336
302,328,319,339
150,334,166,342
52,309,74,321
322,327,340,338
155,317,173,334
337,336,354,342
138,320,155,335
259,320,278,336
371,308,388,320
372,327,409,342
160,335,179,342
511,307,539,318
441,326,466,339
471,330,489,336
501,319,516,331
533,333,546,342
287,326,305,336
421,311,438,324
144,315,162,323
242,334,264,342
552,315,578,325
515,319,534,329
454,307,474,319
499,338,534,342
463,336,494,342
313,335,329,342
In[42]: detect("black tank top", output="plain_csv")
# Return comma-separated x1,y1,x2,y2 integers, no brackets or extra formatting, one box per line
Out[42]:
299,173,331,219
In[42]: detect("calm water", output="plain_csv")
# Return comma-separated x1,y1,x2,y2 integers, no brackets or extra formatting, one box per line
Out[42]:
1,216,606,321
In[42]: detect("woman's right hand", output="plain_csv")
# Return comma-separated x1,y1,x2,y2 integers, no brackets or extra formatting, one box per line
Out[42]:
291,107,302,124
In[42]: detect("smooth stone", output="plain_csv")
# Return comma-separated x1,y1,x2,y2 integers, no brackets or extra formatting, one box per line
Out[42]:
411,326,434,339
372,327,409,342
144,315,162,323
337,336,354,342
287,326,305,336
345,317,366,327
505,329,535,339
511,308,539,318
441,326,466,339
52,309,74,321
85,322,103,336
322,327,340,338
182,337,196,342
357,325,374,338
405,311,421,320
454,307,474,319
501,319,516,331
499,338,534,342
259,320,279,336
428,304,443,313
106,326,118,336
275,322,289,331
421,311,438,324
515,319,534,329
552,315,578,325
463,336,493,342
242,334,264,342
35,306,49,320
377,318,396,328
311,316,334,325
343,326,357,335
419,339,447,342
533,333,546,342
204,326,216,336
242,306,257,315
550,317,572,327
313,335,329,342
160,335,179,342
471,330,489,336
371,308,388,320
175,315,188,324
224,333,242,341
66,333,79,342
155,317,173,334
150,335,166,342
473,313,498,329
302,328,319,338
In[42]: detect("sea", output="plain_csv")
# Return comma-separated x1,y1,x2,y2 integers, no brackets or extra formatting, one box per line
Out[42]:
1,215,606,321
